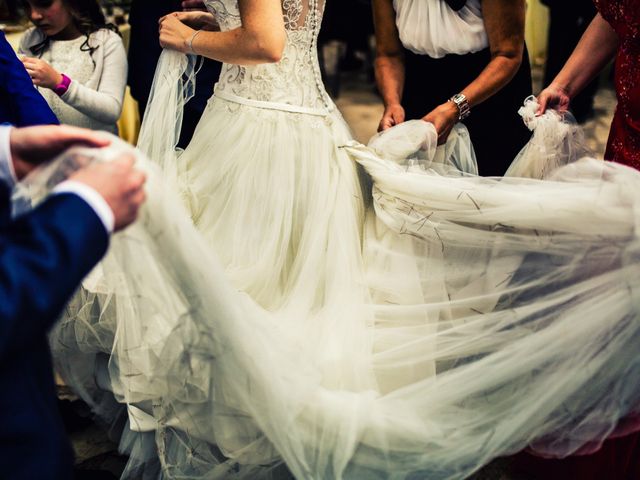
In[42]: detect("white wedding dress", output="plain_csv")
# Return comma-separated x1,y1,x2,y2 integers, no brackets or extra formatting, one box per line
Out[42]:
23,1,640,479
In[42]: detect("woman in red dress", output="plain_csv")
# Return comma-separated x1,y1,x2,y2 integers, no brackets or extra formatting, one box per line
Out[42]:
533,1,640,477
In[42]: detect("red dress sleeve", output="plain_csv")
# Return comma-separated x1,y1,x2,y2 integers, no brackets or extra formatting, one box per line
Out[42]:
596,0,640,169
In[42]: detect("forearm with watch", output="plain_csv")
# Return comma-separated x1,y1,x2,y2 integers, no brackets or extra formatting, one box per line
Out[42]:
447,54,524,122
441,0,527,125
423,52,522,144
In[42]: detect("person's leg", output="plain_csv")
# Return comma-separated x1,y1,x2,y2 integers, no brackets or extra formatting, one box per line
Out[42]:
135,95,148,124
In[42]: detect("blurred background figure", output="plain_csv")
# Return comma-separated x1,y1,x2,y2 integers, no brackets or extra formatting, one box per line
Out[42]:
319,0,374,97
127,0,221,149
0,0,21,21
541,0,598,122
18,0,127,134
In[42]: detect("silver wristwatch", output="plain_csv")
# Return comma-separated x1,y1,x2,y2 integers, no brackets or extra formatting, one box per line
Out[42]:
449,93,471,120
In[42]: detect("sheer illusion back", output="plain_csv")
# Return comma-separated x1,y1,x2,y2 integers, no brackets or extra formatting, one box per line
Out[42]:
206,0,332,113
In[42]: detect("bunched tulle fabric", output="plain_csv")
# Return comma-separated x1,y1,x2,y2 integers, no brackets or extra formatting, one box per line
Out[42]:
13,70,640,478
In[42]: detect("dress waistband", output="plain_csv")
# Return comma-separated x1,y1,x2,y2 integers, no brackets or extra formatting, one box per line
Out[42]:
213,88,331,117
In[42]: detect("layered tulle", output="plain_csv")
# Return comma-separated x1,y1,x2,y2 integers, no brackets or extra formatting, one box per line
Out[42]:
16,52,640,479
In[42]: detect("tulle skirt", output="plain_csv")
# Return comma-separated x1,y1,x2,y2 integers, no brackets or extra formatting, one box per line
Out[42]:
27,52,640,479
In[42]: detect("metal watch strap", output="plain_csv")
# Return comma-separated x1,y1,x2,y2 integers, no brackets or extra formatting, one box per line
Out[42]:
449,93,471,120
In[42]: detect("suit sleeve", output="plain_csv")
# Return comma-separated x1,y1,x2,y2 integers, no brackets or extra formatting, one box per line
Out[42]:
0,32,59,127
0,192,109,360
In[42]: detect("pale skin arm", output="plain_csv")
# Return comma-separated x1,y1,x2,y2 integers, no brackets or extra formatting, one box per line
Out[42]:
374,0,526,144
159,0,286,65
373,0,406,131
537,13,618,114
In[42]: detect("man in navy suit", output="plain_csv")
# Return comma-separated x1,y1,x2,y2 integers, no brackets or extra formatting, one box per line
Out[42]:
0,124,146,479
0,31,58,126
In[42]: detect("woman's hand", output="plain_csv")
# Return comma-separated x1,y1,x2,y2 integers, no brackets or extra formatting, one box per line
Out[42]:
21,57,62,90
159,13,196,53
536,83,571,116
422,102,459,144
171,11,220,31
378,104,406,131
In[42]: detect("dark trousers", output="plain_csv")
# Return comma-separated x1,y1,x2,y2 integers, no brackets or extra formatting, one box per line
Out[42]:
402,48,533,177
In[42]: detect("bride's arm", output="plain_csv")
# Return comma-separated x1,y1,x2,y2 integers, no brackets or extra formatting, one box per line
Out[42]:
159,0,286,65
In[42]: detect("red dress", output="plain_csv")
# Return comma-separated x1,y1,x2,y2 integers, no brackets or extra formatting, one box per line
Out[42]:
514,2,640,477
598,0,640,169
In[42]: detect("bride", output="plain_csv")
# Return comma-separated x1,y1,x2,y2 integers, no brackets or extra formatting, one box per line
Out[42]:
44,0,640,478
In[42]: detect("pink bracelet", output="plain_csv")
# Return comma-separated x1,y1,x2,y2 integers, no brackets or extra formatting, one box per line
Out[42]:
53,74,71,97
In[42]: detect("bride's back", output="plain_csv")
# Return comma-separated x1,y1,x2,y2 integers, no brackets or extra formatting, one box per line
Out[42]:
205,0,332,113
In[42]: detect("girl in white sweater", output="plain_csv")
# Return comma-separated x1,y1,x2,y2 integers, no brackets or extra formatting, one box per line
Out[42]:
19,0,127,134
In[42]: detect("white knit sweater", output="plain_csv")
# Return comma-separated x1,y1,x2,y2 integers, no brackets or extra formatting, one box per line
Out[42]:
19,28,127,134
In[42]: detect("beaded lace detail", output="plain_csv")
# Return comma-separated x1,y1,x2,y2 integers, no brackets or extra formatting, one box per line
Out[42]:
205,0,332,112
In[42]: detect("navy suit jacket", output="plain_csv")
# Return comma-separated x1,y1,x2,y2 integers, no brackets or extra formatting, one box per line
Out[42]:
0,181,109,479
0,32,59,127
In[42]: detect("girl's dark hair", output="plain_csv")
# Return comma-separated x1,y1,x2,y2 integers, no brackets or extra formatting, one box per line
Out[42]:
24,0,120,57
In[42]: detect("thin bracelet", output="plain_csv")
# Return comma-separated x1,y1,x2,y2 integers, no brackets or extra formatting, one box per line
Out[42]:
187,30,202,55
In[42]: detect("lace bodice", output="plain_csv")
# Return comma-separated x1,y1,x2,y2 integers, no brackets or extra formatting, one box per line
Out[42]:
205,0,332,113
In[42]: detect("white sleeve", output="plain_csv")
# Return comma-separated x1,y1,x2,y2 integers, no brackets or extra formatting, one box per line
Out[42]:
0,125,17,190
52,180,115,234
59,32,128,125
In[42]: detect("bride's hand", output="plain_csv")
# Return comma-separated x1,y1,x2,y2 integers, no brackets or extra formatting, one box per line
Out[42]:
378,104,405,132
422,102,459,145
536,83,571,116
159,13,197,52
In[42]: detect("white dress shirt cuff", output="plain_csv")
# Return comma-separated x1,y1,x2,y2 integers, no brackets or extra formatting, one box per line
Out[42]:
0,125,17,189
53,180,115,234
